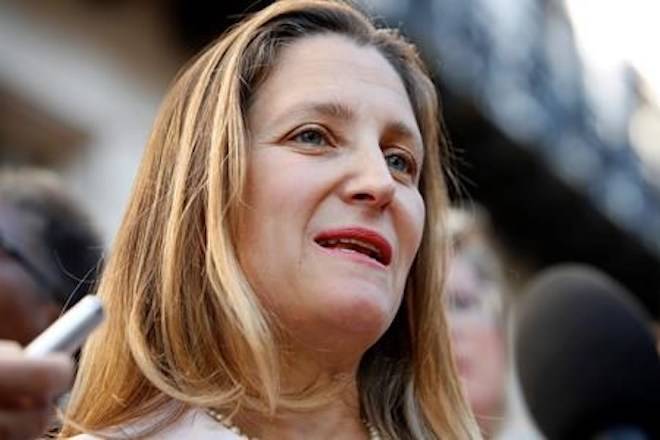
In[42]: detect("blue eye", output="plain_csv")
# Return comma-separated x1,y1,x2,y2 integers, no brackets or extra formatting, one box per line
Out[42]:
385,152,413,175
293,128,328,146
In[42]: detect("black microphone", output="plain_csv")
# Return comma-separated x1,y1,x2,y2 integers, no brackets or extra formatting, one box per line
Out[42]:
514,264,660,440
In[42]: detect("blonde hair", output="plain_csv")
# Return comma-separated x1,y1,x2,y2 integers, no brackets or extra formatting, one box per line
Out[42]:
60,1,479,438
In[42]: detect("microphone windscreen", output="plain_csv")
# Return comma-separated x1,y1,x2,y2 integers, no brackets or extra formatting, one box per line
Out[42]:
515,264,660,439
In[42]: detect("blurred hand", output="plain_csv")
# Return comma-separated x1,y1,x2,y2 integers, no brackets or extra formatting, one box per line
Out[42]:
0,340,73,440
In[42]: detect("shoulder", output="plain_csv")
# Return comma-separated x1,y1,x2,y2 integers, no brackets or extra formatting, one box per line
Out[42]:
63,408,237,440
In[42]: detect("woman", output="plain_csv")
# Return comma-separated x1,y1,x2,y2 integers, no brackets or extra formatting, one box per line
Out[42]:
60,0,480,438
446,207,508,438
446,207,544,440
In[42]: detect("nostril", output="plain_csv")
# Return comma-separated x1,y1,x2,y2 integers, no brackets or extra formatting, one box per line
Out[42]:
352,192,374,201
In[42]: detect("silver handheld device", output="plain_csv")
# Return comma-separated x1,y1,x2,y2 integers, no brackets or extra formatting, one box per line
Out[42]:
25,295,104,357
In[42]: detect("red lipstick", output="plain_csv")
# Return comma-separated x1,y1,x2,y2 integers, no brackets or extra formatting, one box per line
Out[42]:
314,227,393,267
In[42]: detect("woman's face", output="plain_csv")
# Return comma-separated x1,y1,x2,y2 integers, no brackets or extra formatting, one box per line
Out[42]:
237,34,425,353
447,241,507,431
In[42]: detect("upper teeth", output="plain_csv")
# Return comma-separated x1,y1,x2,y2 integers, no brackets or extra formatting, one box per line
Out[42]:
320,238,381,257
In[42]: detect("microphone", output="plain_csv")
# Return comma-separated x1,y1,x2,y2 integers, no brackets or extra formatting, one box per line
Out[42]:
514,264,660,439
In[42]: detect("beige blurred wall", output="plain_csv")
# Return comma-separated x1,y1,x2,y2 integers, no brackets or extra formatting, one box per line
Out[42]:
0,0,185,243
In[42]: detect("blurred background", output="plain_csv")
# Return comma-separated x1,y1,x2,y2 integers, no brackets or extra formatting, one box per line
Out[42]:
1,0,659,437
2,0,658,310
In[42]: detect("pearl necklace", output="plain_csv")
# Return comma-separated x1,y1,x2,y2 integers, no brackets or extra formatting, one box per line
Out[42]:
206,408,382,439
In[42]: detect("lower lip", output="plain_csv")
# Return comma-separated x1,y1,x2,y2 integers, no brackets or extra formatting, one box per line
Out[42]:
315,244,388,270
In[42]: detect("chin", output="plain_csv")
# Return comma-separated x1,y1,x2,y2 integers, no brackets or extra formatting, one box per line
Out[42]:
320,283,398,339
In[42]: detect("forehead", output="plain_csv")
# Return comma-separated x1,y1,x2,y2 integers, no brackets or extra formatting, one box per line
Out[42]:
266,33,406,89
249,33,421,140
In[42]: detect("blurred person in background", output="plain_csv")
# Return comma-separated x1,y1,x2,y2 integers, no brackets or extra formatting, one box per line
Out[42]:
446,206,508,438
446,206,542,439
0,168,102,440
0,167,103,345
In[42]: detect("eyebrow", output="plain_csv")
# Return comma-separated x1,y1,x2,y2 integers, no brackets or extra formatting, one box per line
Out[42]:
273,100,424,155
385,120,425,158
285,101,356,122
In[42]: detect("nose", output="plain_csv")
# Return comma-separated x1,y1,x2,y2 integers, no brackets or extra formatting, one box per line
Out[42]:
340,146,396,209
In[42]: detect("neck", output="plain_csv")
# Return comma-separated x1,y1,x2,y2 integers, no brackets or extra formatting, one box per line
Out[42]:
237,398,368,439
236,347,369,439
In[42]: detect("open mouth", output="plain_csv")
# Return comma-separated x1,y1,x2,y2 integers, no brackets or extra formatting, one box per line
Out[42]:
314,228,392,266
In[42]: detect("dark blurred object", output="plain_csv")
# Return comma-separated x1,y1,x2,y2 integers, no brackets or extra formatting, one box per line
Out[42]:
168,0,274,53
0,168,103,345
515,264,660,439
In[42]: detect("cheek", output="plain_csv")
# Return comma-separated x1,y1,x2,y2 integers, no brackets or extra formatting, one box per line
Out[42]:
237,152,321,297
244,150,326,221
469,328,507,404
397,191,426,265
470,326,507,377
240,152,299,243
412,199,426,250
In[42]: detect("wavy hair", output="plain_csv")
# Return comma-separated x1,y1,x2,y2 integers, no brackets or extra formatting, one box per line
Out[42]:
60,1,479,438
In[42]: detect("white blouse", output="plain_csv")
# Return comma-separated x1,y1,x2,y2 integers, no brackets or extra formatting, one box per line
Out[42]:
67,408,240,440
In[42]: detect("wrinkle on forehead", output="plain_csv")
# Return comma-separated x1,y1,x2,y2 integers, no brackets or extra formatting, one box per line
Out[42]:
248,33,422,147
262,33,408,97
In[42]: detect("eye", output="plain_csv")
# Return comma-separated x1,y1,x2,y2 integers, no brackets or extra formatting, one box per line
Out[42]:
454,295,477,311
291,127,330,147
384,150,416,177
